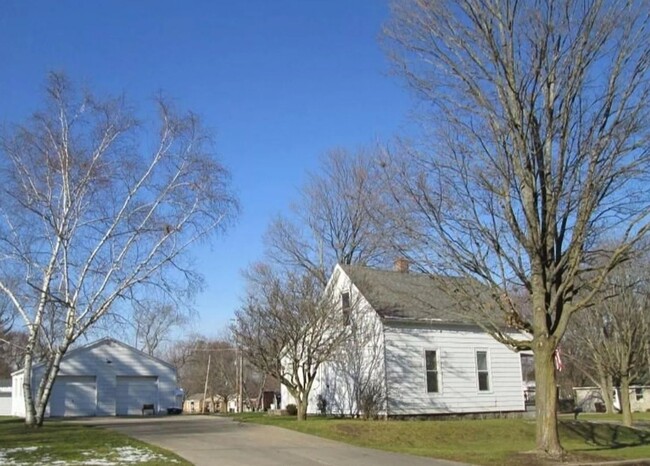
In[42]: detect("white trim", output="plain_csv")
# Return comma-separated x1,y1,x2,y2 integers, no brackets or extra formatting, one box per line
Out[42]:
423,348,442,395
474,349,492,394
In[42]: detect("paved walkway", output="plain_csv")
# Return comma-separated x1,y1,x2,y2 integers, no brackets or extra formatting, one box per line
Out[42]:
82,415,471,466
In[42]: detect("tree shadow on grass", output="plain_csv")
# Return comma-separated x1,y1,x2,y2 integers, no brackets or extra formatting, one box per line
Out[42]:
561,420,650,451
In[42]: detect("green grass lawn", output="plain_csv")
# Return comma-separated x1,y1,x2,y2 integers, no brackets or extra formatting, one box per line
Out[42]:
0,417,190,465
560,411,650,423
227,412,650,466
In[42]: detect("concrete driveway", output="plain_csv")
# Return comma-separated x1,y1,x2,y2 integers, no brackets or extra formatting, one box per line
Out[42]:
82,415,470,466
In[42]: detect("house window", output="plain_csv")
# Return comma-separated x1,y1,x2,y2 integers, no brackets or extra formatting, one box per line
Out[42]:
635,388,644,401
425,350,439,393
341,292,350,325
476,351,490,392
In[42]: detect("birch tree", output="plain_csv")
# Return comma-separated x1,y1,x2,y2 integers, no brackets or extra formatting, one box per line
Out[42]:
0,74,237,426
232,264,347,420
383,0,650,457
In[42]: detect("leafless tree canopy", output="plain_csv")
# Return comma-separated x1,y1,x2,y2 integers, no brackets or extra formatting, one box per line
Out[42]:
328,303,386,419
0,73,238,426
265,148,389,286
383,0,650,456
131,300,188,357
0,295,25,378
232,264,347,420
565,259,650,425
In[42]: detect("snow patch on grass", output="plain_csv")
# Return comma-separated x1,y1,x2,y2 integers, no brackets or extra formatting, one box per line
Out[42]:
0,445,180,465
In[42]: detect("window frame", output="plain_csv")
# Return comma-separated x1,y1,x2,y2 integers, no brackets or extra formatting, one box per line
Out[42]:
341,291,351,326
635,387,644,401
423,348,442,394
475,349,492,393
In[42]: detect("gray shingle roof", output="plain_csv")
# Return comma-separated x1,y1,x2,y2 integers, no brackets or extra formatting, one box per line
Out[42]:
340,264,484,324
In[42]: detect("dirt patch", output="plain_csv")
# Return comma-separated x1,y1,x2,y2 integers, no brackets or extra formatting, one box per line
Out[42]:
334,423,364,437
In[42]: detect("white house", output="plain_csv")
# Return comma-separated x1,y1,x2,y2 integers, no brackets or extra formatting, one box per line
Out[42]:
282,262,526,417
12,338,181,417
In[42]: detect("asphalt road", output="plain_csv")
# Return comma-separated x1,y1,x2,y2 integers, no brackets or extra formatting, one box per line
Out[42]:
82,415,471,466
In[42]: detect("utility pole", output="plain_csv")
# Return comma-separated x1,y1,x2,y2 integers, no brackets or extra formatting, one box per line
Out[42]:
237,349,244,413
202,353,211,413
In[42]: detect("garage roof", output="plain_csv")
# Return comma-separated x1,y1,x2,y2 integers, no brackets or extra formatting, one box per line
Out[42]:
11,337,176,376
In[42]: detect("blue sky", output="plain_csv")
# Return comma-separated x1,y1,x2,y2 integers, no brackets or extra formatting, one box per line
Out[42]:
0,1,412,336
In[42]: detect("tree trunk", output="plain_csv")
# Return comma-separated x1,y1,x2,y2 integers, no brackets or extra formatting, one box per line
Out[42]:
255,374,267,412
296,394,308,421
598,374,615,414
534,342,563,458
296,397,307,421
34,348,67,427
620,376,633,427
22,349,37,427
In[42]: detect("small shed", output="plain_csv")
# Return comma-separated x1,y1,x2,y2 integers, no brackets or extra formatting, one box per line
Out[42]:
12,338,180,417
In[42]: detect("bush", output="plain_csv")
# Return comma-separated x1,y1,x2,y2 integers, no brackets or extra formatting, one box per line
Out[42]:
358,381,385,420
286,404,298,416
317,395,327,415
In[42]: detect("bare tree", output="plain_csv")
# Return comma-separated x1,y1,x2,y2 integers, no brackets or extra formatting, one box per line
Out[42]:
205,340,239,412
162,335,198,385
568,262,650,425
265,148,388,286
0,295,25,378
563,317,617,414
383,0,650,457
164,335,208,399
132,300,188,357
232,264,347,420
0,74,238,426
327,300,385,418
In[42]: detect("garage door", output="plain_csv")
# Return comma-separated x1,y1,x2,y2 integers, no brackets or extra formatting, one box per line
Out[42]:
116,376,158,415
0,392,11,416
50,376,96,417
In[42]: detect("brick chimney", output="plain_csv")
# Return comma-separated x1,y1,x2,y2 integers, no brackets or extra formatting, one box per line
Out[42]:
394,258,409,273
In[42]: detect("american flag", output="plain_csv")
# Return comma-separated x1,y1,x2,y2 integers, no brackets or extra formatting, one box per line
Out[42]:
554,347,564,372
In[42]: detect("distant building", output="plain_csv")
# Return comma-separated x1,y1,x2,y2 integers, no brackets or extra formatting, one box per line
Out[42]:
574,385,650,413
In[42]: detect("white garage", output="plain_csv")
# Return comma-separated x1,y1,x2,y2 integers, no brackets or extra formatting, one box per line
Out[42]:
116,376,158,415
50,376,97,417
0,387,12,416
12,338,180,418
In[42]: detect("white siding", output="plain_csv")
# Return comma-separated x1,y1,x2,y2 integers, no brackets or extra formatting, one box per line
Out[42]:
12,339,178,417
575,386,650,413
283,264,525,417
0,392,11,415
50,376,97,417
116,376,158,415
282,265,387,416
629,387,650,412
12,373,24,417
384,323,525,415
